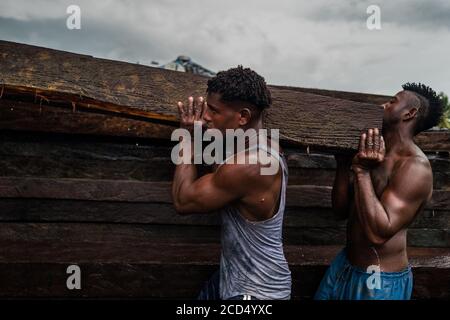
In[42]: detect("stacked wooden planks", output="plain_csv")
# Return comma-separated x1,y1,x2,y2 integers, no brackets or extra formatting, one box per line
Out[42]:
0,41,448,299
0,131,448,299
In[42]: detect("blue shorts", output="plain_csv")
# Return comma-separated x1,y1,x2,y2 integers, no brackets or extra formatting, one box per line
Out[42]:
314,248,413,300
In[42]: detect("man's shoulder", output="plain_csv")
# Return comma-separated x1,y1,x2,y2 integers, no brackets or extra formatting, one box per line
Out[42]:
396,152,431,175
390,152,433,198
216,152,281,186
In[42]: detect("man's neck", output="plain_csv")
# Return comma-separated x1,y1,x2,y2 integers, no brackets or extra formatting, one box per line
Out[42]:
245,117,264,131
383,125,415,155
242,118,265,148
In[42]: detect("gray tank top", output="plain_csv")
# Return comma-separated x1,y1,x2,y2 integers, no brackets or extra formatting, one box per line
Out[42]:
218,144,291,300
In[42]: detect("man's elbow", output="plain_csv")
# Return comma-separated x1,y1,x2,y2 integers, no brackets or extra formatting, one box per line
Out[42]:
172,188,194,215
366,224,397,246
366,233,390,246
173,197,207,215
173,200,193,215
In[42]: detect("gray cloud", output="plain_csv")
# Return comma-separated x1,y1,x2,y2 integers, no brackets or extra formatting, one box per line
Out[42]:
0,0,449,96
306,0,450,30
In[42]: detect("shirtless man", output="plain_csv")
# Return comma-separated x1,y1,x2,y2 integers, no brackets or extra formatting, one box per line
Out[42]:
315,83,444,300
172,66,291,300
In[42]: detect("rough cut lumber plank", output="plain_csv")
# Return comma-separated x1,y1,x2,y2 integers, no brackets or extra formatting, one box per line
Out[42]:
1,98,447,153
414,131,450,152
0,177,172,203
0,177,448,210
0,242,447,299
1,199,447,230
273,85,392,105
0,40,384,151
0,223,221,244
0,131,448,187
0,221,447,248
406,228,450,248
0,99,174,139
264,88,383,151
0,130,176,182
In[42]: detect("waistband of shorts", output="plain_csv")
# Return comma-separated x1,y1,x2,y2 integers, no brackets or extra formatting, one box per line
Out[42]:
340,247,412,278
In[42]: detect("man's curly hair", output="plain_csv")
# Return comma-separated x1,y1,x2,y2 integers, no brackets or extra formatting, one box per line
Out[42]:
206,65,272,111
402,82,444,134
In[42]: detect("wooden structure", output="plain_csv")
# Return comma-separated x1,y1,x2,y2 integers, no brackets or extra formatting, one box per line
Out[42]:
0,41,448,299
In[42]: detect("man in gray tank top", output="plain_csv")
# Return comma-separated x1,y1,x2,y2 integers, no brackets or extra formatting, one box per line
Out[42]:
172,66,291,300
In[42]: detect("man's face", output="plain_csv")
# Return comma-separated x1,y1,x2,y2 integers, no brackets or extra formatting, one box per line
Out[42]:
381,90,415,129
203,92,243,133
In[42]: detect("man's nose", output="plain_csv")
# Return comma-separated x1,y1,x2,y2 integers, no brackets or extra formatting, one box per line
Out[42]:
381,103,387,110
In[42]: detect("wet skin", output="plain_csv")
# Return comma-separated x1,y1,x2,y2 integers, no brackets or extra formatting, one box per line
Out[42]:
172,94,282,222
333,91,433,272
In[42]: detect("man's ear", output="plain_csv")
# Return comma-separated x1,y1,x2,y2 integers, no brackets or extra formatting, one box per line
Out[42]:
403,107,418,122
239,108,252,126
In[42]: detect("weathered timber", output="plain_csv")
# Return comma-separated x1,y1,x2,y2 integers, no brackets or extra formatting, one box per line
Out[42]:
0,99,174,139
1,99,447,153
0,177,448,210
0,131,448,187
263,88,383,152
0,242,447,299
1,199,448,230
414,131,450,153
0,177,173,203
0,130,176,182
0,220,447,247
272,85,392,105
0,40,385,151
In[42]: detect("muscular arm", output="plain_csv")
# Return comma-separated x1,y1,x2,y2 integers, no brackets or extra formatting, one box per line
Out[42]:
353,157,432,245
172,151,256,214
171,95,244,214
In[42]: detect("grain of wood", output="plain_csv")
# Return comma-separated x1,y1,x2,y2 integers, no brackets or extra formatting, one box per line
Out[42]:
0,40,385,151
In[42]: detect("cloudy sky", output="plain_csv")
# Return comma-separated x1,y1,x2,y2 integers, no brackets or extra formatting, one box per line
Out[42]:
1,0,449,96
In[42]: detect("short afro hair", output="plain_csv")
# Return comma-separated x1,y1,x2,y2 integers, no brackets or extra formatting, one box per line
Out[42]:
206,65,272,111
402,82,444,134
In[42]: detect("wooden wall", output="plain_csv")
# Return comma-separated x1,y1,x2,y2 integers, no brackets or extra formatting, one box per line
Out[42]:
0,129,448,299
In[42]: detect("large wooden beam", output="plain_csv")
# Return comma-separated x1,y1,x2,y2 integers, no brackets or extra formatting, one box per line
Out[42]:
0,130,448,188
0,99,174,139
0,177,448,211
0,131,448,188
1,97,448,152
414,131,450,152
0,199,447,230
0,40,385,152
272,85,392,105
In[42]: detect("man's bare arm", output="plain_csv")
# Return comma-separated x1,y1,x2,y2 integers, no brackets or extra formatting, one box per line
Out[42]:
172,162,250,214
352,129,432,245
171,95,255,215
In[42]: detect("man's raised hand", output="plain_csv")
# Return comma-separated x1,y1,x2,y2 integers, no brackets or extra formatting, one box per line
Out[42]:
177,96,206,132
352,128,385,172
